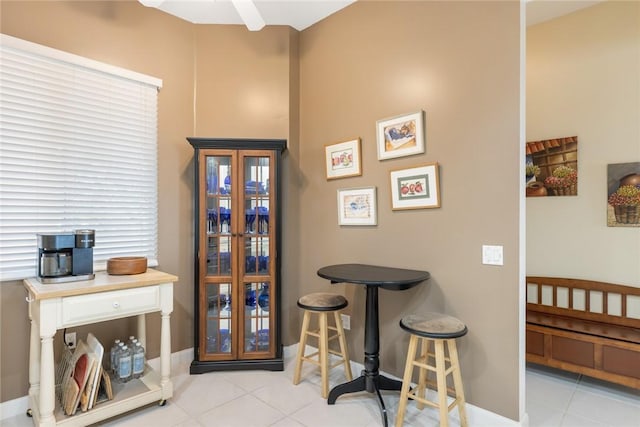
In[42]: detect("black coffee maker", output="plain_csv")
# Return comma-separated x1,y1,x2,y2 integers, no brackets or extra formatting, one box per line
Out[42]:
37,230,95,283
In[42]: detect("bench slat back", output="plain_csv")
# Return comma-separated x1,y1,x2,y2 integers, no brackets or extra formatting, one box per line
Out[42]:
526,276,640,329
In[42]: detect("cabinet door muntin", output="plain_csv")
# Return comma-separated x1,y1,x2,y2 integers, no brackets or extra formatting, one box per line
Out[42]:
241,281,273,356
202,282,234,358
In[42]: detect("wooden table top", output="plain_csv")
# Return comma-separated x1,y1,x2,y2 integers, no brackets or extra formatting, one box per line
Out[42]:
23,269,178,300
317,263,430,291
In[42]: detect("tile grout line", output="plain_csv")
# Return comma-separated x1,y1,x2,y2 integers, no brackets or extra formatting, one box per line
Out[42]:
554,372,581,426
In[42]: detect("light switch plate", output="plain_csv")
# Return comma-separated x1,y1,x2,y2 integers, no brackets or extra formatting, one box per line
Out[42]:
482,245,504,266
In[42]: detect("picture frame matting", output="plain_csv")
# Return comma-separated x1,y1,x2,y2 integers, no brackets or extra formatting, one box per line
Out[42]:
325,138,362,180
389,162,440,210
337,186,377,226
376,111,425,160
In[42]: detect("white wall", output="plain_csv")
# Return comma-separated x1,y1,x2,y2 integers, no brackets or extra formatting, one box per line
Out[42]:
527,1,640,286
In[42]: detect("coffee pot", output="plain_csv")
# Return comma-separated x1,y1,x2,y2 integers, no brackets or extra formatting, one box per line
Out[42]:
37,230,95,283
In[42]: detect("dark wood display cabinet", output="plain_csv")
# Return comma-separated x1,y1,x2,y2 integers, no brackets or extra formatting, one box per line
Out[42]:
187,138,286,373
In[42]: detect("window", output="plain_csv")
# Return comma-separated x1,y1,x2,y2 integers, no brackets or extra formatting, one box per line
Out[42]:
0,35,162,281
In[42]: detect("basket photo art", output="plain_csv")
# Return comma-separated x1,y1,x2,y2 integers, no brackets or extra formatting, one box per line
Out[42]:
607,162,640,227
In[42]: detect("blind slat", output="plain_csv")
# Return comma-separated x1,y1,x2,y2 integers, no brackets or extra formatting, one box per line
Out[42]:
0,35,162,282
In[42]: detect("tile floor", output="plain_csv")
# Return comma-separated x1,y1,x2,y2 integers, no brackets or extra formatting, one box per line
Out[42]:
4,348,639,427
525,363,640,427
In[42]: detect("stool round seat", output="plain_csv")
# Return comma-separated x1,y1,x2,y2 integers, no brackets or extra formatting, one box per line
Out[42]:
400,313,468,339
297,292,348,311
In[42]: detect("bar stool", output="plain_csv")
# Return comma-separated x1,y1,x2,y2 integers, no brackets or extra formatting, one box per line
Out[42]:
293,292,353,398
395,313,468,427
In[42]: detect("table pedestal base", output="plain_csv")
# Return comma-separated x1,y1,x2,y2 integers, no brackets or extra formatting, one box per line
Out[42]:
318,264,430,427
328,373,402,427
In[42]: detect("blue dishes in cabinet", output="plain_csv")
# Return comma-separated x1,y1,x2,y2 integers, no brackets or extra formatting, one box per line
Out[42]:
206,328,230,353
245,255,269,273
258,284,269,311
243,284,269,312
245,329,269,351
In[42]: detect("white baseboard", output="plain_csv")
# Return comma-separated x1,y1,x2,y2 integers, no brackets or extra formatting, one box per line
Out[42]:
2,346,526,426
0,347,194,421
0,395,29,422
290,344,524,426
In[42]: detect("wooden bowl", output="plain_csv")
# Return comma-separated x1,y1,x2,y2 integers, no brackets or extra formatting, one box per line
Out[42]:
107,257,147,275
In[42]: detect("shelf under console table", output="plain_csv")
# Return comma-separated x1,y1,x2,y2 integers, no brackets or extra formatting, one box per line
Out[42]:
23,269,178,427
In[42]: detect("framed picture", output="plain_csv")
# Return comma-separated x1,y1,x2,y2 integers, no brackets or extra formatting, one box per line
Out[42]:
525,136,578,197
376,111,425,160
325,138,362,180
607,162,640,227
337,187,377,226
390,162,440,210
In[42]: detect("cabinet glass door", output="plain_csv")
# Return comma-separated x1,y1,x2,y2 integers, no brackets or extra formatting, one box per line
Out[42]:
202,154,234,358
205,283,231,354
241,154,274,357
205,155,233,276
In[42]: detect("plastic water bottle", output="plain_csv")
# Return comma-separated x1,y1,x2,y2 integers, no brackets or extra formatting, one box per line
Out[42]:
132,342,145,379
127,335,136,346
117,345,132,383
112,341,125,375
110,339,121,375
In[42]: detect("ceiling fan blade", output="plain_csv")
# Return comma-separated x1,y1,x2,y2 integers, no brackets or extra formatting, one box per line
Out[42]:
231,0,266,31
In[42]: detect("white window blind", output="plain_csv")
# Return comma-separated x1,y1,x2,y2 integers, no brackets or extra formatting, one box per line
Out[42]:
0,34,163,281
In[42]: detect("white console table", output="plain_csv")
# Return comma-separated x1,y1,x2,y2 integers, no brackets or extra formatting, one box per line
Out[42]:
23,269,177,427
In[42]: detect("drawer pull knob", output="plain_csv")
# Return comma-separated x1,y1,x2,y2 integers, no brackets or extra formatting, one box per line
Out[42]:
113,301,120,309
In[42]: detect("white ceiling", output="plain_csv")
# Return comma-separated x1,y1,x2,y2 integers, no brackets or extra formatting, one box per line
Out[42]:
139,0,356,31
139,0,604,31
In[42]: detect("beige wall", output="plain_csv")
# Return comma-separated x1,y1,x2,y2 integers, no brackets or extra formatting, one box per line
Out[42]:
0,0,196,402
193,25,294,138
527,1,640,286
297,1,521,419
0,0,293,403
0,0,524,421
191,22,302,354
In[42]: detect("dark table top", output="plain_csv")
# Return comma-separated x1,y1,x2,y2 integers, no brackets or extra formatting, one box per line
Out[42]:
317,263,430,291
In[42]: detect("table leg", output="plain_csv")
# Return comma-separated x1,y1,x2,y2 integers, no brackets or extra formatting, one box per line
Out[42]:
28,299,40,402
328,375,366,403
328,285,395,427
364,285,380,391
328,375,395,427
377,374,403,391
373,383,389,427
34,299,57,427
137,313,147,349
39,334,56,426
328,284,382,402
160,283,173,400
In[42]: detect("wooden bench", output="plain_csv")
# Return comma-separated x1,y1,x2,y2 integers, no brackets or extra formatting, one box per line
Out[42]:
526,276,640,389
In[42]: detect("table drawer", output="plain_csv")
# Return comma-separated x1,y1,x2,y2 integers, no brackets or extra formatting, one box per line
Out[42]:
61,286,160,326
